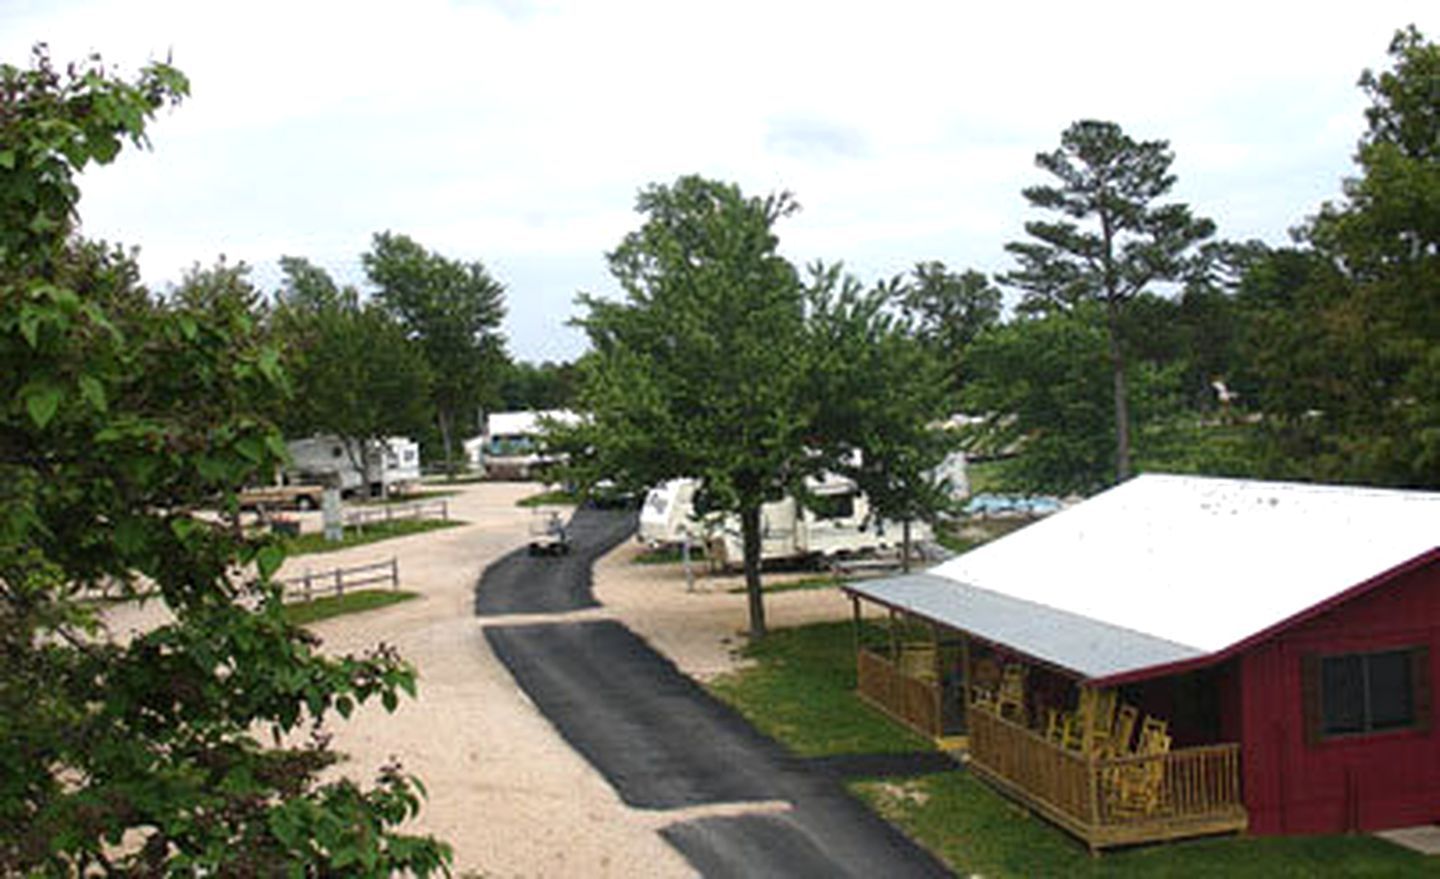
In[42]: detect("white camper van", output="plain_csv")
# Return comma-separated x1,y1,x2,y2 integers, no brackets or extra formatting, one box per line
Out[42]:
285,435,420,497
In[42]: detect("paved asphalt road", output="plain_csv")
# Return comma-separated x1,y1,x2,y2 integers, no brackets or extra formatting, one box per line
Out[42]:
473,505,637,615
476,508,954,878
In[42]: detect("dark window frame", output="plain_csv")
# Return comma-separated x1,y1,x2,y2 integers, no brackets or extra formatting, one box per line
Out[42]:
1302,645,1431,745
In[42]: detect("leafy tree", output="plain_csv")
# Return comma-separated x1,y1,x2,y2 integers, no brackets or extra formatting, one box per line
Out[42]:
962,309,1116,494
498,359,577,411
1240,28,1440,486
364,233,507,476
808,264,956,569
0,47,449,874
897,261,1002,395
1005,119,1215,482
568,176,811,637
962,306,1185,495
272,257,432,491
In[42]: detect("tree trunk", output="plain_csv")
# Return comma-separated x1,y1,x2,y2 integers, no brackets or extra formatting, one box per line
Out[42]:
437,408,456,481
1106,300,1132,482
901,518,913,573
741,504,767,640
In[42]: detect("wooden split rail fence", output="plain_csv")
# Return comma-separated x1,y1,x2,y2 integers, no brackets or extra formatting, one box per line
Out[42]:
342,498,449,528
277,557,399,602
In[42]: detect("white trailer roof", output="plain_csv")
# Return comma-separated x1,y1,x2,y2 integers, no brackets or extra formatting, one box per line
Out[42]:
486,409,578,438
857,474,1440,680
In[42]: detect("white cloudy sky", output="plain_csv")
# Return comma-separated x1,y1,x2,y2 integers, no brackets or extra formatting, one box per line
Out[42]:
7,1,1437,361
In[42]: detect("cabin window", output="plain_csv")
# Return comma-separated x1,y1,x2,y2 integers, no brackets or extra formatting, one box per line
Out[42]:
1305,646,1430,741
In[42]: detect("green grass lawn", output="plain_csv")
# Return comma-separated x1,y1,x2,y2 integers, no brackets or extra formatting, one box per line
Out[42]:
711,621,1433,876
349,489,459,507
280,589,418,626
515,488,578,507
707,621,931,757
279,518,461,557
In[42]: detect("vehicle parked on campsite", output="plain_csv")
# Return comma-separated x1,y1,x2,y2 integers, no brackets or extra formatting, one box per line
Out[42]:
285,435,420,497
637,475,932,569
464,410,579,480
237,483,326,512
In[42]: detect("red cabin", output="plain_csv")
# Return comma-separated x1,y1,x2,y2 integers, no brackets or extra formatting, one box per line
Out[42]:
847,474,1440,848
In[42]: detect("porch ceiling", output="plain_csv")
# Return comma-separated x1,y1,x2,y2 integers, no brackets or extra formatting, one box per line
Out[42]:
846,573,1204,680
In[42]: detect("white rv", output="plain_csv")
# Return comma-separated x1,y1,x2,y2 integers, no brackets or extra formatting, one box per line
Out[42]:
638,474,932,567
466,410,578,480
638,478,703,546
285,435,420,497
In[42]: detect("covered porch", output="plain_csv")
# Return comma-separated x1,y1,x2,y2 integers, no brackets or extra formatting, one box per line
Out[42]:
848,577,1248,850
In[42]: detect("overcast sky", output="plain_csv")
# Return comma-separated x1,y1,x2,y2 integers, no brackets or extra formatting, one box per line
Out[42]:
7,1,1438,362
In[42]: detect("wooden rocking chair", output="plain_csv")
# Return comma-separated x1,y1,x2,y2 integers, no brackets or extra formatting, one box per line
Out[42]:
996,663,1028,724
1107,716,1172,817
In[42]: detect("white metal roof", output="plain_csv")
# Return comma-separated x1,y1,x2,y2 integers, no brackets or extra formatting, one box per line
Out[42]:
848,574,1204,680
897,474,1440,677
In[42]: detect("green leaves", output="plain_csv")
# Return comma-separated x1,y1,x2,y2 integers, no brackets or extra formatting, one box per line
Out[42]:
1004,119,1215,482
1,47,447,876
21,379,63,427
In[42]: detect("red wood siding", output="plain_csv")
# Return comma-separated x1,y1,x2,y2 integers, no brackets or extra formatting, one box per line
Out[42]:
1239,558,1440,834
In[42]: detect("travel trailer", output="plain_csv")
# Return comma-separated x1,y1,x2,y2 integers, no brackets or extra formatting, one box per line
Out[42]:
637,478,704,546
465,410,578,480
285,435,420,497
638,475,933,567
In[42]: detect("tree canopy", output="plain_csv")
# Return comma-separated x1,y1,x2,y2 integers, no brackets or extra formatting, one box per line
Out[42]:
1005,119,1215,483
1237,26,1440,487
271,256,432,480
364,232,507,475
0,47,448,874
569,176,811,637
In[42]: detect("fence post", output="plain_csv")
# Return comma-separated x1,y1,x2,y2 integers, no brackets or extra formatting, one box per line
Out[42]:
391,557,399,590
442,500,449,521
304,568,312,602
335,566,343,597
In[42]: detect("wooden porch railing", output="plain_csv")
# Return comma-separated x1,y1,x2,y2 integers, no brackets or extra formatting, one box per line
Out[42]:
857,648,940,737
968,708,1246,849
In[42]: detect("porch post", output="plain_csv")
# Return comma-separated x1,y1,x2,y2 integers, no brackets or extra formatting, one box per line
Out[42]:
959,631,972,729
930,621,942,736
851,595,861,659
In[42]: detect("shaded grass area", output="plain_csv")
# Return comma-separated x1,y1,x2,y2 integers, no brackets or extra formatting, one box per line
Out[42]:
515,488,578,507
280,518,461,557
712,621,1431,876
350,489,459,507
857,774,1431,878
707,621,931,758
281,589,418,626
